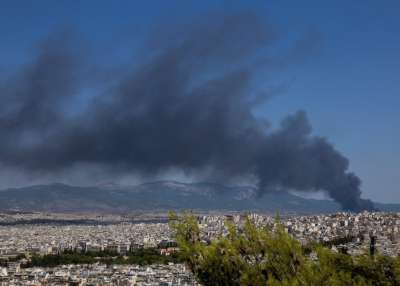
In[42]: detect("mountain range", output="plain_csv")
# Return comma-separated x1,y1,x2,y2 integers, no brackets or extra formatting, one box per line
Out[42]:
0,181,397,214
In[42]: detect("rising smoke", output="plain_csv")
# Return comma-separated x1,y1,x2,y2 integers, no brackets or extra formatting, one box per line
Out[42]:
0,12,374,211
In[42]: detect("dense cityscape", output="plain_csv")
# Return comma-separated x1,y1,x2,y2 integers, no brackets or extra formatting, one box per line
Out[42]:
0,0,398,284
0,211,399,285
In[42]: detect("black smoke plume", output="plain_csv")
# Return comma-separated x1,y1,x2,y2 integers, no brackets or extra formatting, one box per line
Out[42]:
0,12,374,211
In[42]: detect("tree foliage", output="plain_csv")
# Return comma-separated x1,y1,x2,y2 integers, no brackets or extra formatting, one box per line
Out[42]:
24,248,183,268
169,212,400,286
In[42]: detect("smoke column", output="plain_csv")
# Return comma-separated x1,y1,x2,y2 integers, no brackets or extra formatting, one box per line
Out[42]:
0,12,374,211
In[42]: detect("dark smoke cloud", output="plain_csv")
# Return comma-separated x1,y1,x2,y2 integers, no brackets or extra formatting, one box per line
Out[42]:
0,12,374,211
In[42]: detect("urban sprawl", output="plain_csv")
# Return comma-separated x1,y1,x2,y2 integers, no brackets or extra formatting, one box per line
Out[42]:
0,211,399,285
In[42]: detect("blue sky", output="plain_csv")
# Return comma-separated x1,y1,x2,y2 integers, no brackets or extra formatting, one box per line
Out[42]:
0,0,399,202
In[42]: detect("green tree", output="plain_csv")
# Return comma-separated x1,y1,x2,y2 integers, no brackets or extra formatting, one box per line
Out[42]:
169,212,400,286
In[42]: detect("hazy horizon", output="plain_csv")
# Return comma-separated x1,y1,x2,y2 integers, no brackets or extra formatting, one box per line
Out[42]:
0,1,399,206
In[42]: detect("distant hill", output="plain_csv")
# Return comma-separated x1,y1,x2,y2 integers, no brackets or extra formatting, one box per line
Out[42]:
0,181,397,214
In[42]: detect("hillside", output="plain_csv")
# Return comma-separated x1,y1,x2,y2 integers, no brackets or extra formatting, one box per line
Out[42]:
0,181,396,214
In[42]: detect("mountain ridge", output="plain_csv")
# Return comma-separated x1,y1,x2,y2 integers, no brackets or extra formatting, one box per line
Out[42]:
0,181,396,214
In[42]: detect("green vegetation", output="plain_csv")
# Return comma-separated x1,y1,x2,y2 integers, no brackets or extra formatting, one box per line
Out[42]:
169,212,400,286
0,253,27,266
24,248,183,268
321,234,362,247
